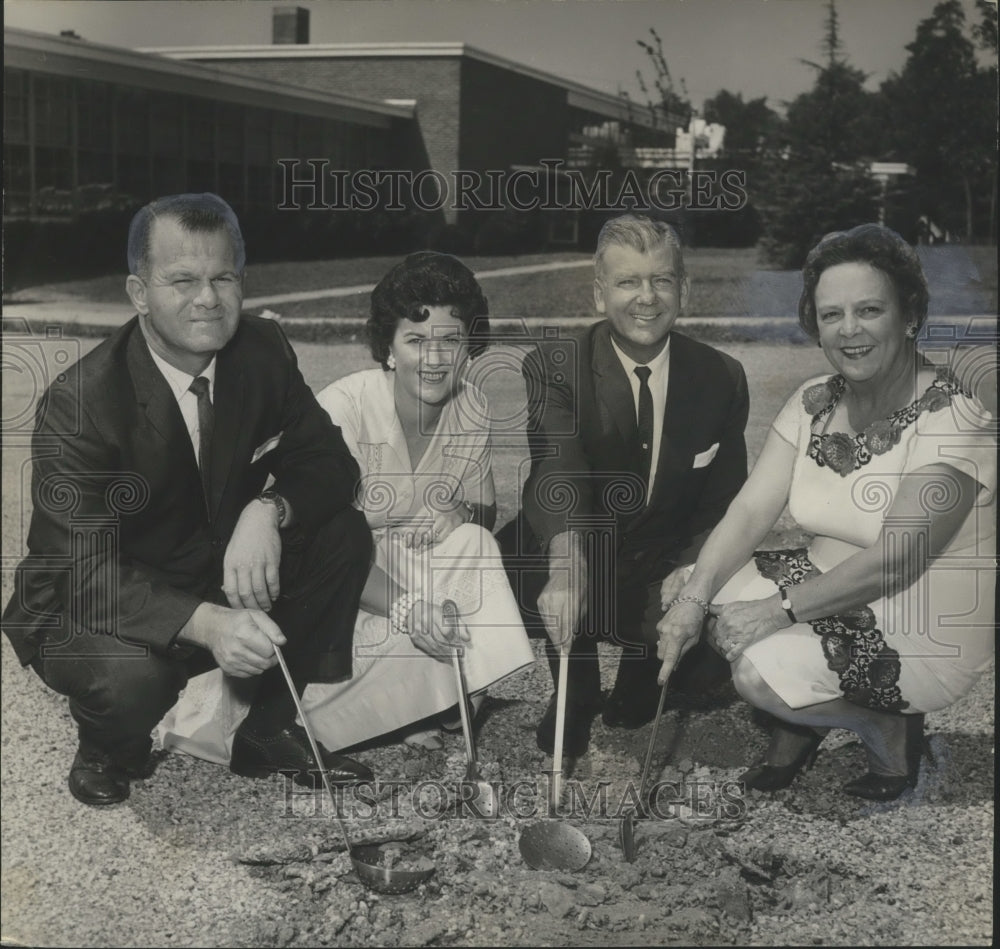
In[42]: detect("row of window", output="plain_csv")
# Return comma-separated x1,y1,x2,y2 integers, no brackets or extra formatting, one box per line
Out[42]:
4,68,386,215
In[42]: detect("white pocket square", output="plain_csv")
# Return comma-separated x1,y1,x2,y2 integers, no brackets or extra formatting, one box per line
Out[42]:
692,443,720,468
251,432,283,464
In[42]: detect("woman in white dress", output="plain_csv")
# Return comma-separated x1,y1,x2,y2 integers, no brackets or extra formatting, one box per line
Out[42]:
157,252,534,760
305,251,535,750
656,225,995,801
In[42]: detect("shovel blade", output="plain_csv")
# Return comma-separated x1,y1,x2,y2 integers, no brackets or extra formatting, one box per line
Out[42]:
470,780,501,818
350,843,435,895
619,808,639,862
518,821,592,872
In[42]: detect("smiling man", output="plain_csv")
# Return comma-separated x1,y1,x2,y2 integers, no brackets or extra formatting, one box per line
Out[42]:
499,214,751,755
2,193,375,805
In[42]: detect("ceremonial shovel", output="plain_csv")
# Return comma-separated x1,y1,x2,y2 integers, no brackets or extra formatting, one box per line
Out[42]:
619,680,669,863
518,649,592,872
446,634,501,819
273,644,436,895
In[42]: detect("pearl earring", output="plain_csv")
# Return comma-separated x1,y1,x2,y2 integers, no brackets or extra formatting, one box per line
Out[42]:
387,354,396,370
905,324,918,339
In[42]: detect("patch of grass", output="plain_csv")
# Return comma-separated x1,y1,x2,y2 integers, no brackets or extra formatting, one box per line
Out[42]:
12,244,995,326
7,251,591,305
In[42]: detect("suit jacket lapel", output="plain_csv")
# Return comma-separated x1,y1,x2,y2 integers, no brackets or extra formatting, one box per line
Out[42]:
127,322,191,454
208,343,245,520
590,323,638,452
647,333,696,508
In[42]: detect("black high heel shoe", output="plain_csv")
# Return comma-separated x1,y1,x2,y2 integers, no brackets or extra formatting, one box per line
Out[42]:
843,713,927,802
740,721,825,792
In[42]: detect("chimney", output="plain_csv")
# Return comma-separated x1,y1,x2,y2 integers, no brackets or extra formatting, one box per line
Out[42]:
273,7,309,44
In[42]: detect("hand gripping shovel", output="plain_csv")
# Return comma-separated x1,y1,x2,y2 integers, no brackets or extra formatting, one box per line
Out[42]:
518,649,592,872
619,680,669,863
273,644,435,894
443,601,500,818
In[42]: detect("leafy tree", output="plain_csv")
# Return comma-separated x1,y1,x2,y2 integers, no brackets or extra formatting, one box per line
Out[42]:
880,0,997,240
757,0,882,267
702,90,782,163
972,0,998,54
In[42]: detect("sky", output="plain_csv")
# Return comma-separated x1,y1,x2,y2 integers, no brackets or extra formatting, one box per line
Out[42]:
4,0,984,111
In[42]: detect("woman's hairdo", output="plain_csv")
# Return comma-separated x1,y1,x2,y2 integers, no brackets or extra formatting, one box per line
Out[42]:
798,224,929,340
367,251,490,368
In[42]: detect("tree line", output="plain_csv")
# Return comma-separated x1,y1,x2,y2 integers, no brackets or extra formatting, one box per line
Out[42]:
633,0,997,266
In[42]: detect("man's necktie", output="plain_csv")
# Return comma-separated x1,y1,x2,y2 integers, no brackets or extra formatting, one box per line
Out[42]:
634,365,654,488
189,376,214,504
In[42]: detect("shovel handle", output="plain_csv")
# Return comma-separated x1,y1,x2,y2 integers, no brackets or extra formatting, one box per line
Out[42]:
272,643,354,855
551,649,569,807
443,600,476,766
637,680,669,801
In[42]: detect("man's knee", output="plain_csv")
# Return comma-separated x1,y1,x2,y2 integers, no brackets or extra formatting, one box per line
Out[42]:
317,506,372,563
288,506,372,589
39,645,185,722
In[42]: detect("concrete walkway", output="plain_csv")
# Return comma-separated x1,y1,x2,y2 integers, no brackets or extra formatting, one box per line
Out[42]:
1,252,994,341
2,258,594,330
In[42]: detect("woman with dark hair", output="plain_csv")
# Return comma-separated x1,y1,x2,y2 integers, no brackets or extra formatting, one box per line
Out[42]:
157,252,533,757
657,224,995,801
300,252,534,750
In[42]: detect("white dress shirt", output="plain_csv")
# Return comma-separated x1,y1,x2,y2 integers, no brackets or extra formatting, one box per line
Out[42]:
146,346,217,468
609,336,671,495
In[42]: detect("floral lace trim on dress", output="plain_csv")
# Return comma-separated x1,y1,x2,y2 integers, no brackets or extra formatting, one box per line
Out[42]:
804,372,963,477
753,548,909,712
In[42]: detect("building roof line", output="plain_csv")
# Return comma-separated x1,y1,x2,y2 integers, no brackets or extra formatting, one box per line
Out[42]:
142,40,666,129
4,27,414,121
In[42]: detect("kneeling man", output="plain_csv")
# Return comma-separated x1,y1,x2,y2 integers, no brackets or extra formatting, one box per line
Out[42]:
500,214,750,755
2,193,373,804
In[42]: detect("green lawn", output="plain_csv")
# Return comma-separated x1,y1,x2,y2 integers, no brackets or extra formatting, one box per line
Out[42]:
12,246,996,327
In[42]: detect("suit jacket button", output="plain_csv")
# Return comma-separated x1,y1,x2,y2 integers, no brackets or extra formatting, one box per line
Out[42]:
211,538,222,548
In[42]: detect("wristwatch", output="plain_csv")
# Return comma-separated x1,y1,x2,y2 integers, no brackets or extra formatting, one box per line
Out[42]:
779,586,798,624
256,488,288,527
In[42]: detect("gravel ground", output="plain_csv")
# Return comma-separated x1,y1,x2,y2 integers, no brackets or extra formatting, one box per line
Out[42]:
2,632,994,947
2,337,994,947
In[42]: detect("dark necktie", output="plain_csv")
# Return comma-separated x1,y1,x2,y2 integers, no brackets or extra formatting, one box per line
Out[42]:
189,376,214,503
634,365,654,487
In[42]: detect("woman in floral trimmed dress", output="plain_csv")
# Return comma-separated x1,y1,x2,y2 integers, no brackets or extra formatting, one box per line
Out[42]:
656,224,996,801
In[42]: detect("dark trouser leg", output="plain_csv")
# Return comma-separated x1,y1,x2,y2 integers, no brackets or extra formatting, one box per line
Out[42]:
240,506,372,736
614,575,730,701
31,630,194,765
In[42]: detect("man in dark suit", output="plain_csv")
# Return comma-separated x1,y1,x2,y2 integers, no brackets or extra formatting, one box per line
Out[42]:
499,214,749,755
2,193,373,805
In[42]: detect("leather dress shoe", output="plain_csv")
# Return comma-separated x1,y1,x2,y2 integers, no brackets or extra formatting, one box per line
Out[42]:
230,723,374,788
536,693,601,757
68,748,130,806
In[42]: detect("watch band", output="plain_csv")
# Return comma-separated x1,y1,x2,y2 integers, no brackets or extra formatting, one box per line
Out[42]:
779,586,798,624
256,489,287,527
